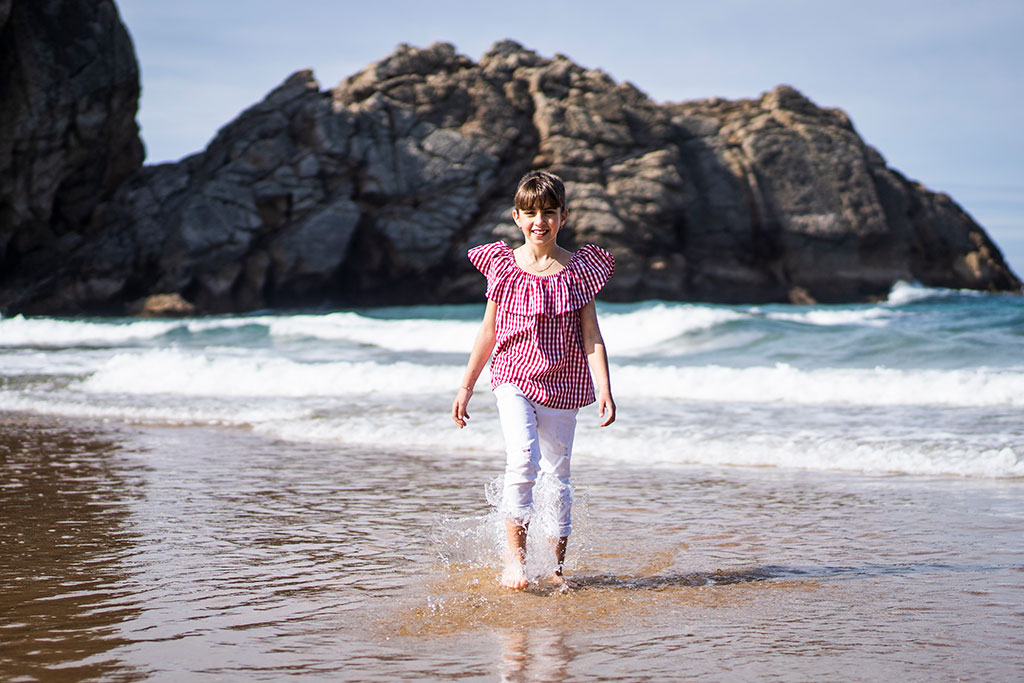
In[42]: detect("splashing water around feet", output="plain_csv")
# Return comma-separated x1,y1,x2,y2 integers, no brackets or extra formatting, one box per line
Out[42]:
430,474,590,587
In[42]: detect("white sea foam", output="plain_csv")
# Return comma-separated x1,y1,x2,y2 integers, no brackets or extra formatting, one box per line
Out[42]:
613,363,1024,407
599,304,747,354
0,315,181,346
764,307,897,327
574,426,1024,479
2,349,112,375
254,411,497,454
883,281,981,306
267,305,745,355
0,313,313,348
70,346,1024,408
0,305,749,355
79,349,467,397
252,408,1024,479
265,312,479,352
0,389,310,426
6,378,1020,479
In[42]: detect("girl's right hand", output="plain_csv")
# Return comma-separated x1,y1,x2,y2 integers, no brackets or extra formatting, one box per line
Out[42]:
452,387,473,428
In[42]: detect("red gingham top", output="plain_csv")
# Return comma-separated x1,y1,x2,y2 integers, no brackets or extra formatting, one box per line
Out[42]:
468,241,615,409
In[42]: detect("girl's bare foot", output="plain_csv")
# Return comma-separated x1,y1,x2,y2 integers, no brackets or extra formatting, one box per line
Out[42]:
502,518,529,589
501,558,529,589
538,570,570,591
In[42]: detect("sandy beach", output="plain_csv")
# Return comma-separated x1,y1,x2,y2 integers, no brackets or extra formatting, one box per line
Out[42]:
2,414,1021,681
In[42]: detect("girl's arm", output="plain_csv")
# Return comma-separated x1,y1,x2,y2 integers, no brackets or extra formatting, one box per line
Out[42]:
452,299,498,428
580,299,616,427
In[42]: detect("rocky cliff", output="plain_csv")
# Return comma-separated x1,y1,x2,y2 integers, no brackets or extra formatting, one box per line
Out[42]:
0,23,1019,314
0,0,143,311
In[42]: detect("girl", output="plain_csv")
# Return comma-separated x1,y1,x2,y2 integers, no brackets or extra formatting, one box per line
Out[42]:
451,170,616,590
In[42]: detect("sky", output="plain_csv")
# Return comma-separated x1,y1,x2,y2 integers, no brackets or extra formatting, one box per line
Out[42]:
116,0,1024,276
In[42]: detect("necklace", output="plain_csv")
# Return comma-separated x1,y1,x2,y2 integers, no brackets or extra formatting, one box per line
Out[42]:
526,257,558,273
516,247,564,274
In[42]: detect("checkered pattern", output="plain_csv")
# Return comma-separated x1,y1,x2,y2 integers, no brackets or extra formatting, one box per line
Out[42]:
468,241,614,409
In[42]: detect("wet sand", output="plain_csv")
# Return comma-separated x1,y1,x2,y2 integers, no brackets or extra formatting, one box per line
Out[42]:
2,413,1022,681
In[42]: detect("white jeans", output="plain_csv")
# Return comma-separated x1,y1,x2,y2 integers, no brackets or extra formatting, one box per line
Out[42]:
493,383,578,537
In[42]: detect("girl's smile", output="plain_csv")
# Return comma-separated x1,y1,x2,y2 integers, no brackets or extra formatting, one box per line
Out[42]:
514,206,567,246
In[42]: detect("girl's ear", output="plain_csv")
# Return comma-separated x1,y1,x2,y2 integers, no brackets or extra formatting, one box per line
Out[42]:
512,208,520,224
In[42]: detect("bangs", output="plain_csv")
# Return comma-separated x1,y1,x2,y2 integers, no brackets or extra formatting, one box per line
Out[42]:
515,186,562,211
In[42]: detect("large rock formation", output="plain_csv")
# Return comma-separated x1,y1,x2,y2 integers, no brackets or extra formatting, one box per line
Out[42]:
1,31,1019,314
0,0,143,310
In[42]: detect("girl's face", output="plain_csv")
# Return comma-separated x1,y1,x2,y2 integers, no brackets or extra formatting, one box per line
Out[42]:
513,204,568,247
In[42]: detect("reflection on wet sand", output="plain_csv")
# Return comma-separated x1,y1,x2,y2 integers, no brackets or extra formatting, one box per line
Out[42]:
498,627,573,683
0,415,144,681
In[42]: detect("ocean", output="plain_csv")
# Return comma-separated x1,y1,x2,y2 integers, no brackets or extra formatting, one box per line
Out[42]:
2,281,1022,680
2,281,1021,478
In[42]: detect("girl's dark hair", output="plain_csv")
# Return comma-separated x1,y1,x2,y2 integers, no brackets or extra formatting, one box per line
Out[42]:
514,170,566,211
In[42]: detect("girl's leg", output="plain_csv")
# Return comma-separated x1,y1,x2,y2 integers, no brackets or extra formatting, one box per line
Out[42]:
493,384,542,589
535,403,578,582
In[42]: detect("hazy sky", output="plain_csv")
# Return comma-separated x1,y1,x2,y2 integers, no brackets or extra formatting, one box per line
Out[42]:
116,0,1024,275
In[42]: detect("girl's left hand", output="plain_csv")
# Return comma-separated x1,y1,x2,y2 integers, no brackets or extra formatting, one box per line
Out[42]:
597,393,616,427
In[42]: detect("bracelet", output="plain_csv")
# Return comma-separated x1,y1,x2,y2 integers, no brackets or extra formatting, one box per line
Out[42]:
460,385,473,391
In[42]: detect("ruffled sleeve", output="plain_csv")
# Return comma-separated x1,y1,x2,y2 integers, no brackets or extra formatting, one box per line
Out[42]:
565,244,615,310
467,241,507,278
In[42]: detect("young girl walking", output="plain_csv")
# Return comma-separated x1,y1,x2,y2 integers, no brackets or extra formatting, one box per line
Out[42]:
451,170,616,590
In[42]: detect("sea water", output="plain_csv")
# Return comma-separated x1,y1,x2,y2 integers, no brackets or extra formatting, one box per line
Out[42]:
2,282,1023,680
2,281,1021,478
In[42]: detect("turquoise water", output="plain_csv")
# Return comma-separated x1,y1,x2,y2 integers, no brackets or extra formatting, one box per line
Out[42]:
1,281,1021,478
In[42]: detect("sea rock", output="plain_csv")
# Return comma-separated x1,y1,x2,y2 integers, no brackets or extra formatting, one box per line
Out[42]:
0,33,1019,315
128,293,196,318
0,0,144,311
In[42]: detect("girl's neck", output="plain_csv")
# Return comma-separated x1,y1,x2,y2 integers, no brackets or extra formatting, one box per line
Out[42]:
515,243,569,276
520,242,558,259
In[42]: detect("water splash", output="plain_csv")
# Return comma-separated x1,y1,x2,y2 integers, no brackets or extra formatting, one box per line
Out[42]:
431,474,590,584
